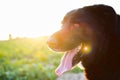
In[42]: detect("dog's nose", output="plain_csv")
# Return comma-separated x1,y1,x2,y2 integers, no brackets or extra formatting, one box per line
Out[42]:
47,37,57,46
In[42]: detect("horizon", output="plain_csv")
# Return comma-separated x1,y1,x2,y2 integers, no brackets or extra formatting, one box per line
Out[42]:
0,34,49,41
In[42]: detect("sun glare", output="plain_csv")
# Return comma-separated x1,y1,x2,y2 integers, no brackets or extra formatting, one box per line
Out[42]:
83,45,91,54
0,0,65,40
0,0,119,40
84,46,88,51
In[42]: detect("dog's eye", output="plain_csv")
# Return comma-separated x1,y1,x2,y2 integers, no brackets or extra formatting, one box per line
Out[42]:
70,23,80,30
73,24,80,28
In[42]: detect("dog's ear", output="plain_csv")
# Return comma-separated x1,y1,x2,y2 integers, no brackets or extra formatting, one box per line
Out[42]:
83,5,117,32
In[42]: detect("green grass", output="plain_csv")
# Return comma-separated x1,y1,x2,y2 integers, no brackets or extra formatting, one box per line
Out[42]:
0,36,82,80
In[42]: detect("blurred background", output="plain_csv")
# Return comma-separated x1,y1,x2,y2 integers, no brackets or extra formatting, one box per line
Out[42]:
0,0,120,80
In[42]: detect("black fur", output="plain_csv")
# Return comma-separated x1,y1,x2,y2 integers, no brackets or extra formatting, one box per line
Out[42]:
47,4,120,80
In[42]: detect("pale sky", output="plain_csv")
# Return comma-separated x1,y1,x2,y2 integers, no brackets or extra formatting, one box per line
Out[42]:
0,0,120,40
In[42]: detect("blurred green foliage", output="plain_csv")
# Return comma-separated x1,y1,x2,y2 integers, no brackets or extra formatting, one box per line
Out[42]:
0,36,82,80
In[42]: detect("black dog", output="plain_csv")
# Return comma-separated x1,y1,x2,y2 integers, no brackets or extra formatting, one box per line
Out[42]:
47,4,120,80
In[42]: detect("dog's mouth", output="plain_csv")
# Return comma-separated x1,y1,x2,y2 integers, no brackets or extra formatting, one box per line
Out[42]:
47,30,92,76
55,43,90,76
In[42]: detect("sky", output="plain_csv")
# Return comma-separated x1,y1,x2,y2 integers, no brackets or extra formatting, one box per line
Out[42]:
0,0,120,40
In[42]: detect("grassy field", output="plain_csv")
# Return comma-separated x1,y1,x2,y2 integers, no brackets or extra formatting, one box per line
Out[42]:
0,36,82,80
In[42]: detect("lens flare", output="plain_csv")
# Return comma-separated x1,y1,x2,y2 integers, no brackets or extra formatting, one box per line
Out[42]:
83,45,91,54
84,46,88,51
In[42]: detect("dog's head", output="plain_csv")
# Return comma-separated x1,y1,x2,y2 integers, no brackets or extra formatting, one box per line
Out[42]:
47,4,117,76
